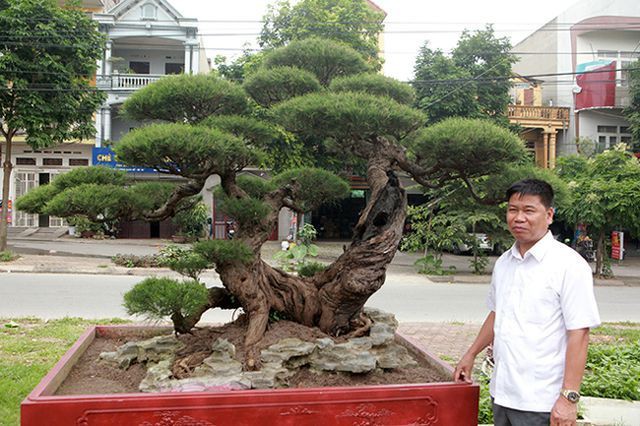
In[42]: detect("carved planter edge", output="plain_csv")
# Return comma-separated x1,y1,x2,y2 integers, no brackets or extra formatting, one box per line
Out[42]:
21,325,479,426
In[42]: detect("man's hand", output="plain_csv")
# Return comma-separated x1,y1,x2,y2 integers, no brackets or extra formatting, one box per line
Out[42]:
453,353,475,383
550,396,577,426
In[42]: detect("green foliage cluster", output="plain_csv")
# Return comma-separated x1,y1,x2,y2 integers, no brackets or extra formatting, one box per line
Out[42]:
556,148,640,275
111,253,163,268
0,0,105,147
0,250,19,262
193,239,254,266
274,223,322,274
410,118,527,180
263,37,371,86
329,73,416,105
624,59,640,152
274,91,425,142
297,261,327,277
115,123,258,178
412,26,516,125
173,202,208,239
272,168,350,212
243,66,323,107
259,0,385,68
122,74,248,124
165,251,211,282
582,341,640,400
217,196,271,228
123,277,209,320
15,167,180,235
413,254,456,276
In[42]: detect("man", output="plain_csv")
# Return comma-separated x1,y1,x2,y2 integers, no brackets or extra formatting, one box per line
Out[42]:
453,179,600,426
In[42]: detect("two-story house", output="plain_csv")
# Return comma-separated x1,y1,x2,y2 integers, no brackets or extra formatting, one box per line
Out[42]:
509,0,640,167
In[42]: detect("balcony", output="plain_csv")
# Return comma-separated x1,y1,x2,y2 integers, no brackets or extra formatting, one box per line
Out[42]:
96,74,165,91
508,105,570,121
508,105,570,132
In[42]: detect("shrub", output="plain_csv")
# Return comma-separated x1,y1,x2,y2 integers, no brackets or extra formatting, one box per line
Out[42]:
193,240,254,266
582,341,640,400
297,261,326,277
123,277,209,319
414,254,456,275
111,254,162,268
0,251,19,262
165,251,211,281
157,244,191,266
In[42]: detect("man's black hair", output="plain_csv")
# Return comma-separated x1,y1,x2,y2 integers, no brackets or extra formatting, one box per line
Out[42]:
505,179,554,208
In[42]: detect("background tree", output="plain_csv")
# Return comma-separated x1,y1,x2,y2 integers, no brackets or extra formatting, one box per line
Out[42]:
624,59,640,153
412,25,516,125
0,0,105,250
259,0,385,69
556,147,640,277
29,39,527,370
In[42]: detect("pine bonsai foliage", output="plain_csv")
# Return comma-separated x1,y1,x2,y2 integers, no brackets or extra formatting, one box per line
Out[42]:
45,38,526,369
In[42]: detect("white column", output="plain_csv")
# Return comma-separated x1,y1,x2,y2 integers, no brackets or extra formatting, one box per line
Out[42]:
104,107,112,143
95,108,103,147
190,43,200,74
184,42,192,75
105,40,112,76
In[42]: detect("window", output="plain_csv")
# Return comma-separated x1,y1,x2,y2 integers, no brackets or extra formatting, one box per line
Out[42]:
141,3,157,19
165,63,184,75
596,124,632,152
69,158,89,166
129,61,150,74
16,157,36,165
43,158,63,166
596,50,640,86
597,125,617,133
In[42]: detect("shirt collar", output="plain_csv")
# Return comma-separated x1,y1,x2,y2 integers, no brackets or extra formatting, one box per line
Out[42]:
509,230,554,262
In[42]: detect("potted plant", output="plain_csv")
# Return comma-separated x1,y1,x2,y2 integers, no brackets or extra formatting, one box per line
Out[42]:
21,35,527,425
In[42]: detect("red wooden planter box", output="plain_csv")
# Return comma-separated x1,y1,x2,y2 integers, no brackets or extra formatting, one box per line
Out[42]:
21,326,479,425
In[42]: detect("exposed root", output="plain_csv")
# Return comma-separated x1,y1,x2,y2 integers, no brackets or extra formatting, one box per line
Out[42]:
343,312,372,339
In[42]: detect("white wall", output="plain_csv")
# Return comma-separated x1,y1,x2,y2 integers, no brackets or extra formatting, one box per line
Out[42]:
112,46,184,75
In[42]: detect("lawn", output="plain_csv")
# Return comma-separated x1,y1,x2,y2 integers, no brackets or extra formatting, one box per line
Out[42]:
0,317,128,426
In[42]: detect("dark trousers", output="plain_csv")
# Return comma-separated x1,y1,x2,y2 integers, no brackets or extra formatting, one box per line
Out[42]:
492,400,551,426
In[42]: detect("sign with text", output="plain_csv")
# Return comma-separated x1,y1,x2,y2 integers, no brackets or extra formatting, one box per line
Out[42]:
611,231,624,260
92,147,158,174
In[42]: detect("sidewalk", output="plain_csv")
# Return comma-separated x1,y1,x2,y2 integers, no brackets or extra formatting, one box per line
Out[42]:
5,235,640,285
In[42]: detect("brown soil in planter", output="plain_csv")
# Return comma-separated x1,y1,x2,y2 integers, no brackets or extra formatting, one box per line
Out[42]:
56,316,446,395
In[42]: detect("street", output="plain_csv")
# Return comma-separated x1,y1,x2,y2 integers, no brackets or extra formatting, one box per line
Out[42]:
2,272,639,323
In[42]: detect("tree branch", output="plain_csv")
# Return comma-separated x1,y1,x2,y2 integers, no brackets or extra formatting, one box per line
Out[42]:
143,179,205,221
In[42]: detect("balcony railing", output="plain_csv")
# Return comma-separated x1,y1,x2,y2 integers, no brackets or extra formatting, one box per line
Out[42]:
508,105,570,121
97,73,165,91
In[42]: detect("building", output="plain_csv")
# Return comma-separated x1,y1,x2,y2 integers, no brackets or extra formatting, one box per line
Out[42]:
509,0,640,167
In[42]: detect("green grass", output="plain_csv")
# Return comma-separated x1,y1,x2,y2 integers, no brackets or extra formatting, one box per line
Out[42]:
0,317,129,426
0,251,19,262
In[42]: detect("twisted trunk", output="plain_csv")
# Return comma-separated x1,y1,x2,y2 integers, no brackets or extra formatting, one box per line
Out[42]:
197,139,410,369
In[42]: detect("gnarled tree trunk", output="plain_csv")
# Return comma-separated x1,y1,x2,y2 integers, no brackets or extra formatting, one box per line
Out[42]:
212,161,407,369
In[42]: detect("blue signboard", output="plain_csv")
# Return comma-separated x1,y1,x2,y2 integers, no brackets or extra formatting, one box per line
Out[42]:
92,147,158,173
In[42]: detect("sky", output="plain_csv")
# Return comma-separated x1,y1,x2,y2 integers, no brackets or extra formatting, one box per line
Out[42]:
170,0,580,81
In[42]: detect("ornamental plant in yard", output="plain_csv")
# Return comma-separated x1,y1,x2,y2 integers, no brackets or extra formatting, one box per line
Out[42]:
36,37,525,370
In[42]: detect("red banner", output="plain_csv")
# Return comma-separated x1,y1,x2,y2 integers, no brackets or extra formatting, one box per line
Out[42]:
575,60,616,112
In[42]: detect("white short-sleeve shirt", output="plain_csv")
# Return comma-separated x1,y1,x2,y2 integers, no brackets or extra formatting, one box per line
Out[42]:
487,231,601,412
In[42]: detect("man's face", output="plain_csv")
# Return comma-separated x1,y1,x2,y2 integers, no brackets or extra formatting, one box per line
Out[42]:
506,193,554,250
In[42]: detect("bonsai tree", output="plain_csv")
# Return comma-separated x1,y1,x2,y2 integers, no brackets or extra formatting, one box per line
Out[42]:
45,39,526,370
14,166,197,237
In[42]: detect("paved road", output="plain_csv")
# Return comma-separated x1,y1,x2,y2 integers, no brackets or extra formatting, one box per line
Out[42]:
2,272,639,323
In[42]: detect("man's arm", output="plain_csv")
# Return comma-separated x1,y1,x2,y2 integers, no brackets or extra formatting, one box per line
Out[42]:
550,328,590,426
453,311,495,383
